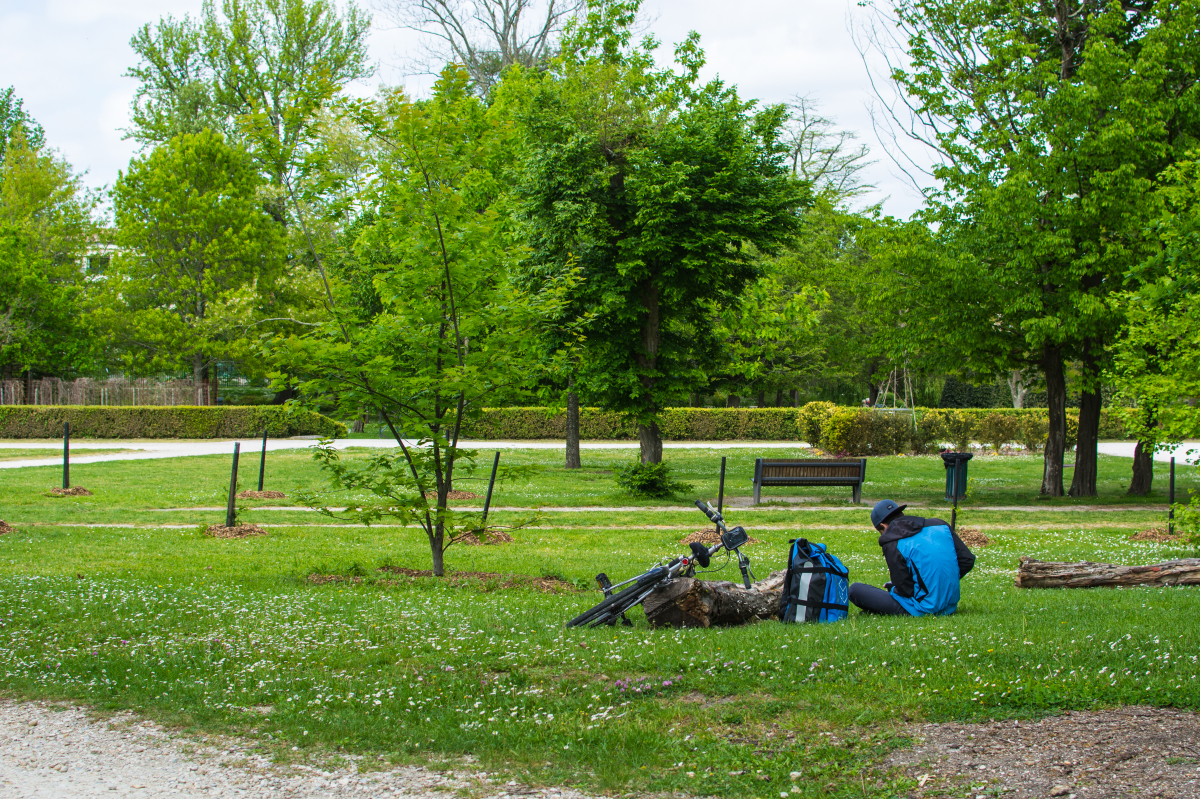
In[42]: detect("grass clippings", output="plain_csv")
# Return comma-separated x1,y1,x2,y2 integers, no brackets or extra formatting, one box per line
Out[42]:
680,528,761,547
956,526,991,548
204,523,268,539
235,490,286,499
0,520,14,535
374,566,575,592
47,486,93,497
452,528,516,546
423,490,480,500
1130,526,1183,542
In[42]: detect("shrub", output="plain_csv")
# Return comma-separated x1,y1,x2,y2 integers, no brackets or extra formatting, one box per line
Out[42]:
797,402,837,446
0,406,345,439
910,410,946,454
820,408,911,456
978,412,1021,453
943,410,979,452
613,459,694,498
1018,414,1049,453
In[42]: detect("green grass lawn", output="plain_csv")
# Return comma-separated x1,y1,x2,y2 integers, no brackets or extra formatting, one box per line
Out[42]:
0,446,1197,798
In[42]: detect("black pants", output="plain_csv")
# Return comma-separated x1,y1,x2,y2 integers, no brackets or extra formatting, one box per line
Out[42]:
849,582,909,615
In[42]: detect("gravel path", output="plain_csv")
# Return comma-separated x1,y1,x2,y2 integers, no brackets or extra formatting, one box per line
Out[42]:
0,701,596,799
887,705,1200,798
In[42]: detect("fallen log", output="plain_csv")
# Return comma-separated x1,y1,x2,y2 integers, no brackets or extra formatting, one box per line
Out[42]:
644,570,785,628
1015,557,1200,589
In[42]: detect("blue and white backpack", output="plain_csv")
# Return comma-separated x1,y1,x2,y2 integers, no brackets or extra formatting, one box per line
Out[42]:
779,538,849,623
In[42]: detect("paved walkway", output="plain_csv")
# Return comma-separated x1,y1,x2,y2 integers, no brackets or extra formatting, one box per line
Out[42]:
0,439,1194,470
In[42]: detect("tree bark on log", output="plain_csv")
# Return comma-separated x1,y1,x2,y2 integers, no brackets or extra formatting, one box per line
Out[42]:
644,570,785,627
1015,557,1200,589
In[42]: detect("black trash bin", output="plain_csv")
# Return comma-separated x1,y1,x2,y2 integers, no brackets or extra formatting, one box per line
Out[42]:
941,452,973,500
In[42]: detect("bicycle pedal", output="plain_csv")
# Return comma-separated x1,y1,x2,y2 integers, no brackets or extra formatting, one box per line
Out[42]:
595,572,614,597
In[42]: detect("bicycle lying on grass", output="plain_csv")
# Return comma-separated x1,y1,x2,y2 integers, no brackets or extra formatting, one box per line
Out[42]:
566,500,755,628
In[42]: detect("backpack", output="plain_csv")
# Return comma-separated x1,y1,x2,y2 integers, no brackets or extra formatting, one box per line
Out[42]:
779,538,849,623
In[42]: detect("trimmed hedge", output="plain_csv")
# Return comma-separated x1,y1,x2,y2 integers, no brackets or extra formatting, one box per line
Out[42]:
458,405,1132,450
0,406,347,439
460,407,804,441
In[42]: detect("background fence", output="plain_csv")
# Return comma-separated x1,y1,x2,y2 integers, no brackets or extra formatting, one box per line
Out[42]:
0,377,215,406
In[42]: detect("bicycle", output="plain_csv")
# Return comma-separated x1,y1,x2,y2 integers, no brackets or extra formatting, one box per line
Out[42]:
565,500,756,628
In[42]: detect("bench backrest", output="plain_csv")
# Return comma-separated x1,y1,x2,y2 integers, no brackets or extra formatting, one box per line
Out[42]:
759,458,866,479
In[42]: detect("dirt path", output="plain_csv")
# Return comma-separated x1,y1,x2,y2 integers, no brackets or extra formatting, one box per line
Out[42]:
0,701,596,799
887,705,1200,798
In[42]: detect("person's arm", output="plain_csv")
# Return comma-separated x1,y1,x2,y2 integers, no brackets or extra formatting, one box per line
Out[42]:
951,532,976,578
882,541,915,597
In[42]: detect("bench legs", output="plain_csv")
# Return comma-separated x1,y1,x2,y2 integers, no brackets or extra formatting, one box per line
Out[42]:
852,482,862,505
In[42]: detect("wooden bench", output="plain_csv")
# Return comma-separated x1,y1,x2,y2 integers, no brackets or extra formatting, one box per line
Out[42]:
752,458,868,505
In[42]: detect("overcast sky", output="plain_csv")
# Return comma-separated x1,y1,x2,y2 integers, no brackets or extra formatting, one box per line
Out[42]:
0,0,932,217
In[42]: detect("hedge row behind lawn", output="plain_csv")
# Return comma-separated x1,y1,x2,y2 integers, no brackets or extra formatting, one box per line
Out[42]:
0,406,347,439
459,405,1134,453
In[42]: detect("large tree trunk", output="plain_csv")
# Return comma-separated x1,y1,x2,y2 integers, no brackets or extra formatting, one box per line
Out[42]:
1069,349,1101,497
635,280,661,466
1015,557,1200,589
791,389,800,407
644,571,785,627
1041,347,1067,497
638,421,662,465
430,532,445,577
756,390,766,408
1128,439,1154,496
727,395,741,408
867,381,881,407
565,382,581,469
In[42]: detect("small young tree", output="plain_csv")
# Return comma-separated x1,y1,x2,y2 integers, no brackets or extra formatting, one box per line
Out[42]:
101,129,285,399
271,69,565,576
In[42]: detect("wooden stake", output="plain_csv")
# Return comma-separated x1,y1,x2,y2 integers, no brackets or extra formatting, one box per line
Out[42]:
62,421,70,490
481,451,500,525
258,427,268,492
226,442,240,528
716,456,726,527
1169,456,1176,536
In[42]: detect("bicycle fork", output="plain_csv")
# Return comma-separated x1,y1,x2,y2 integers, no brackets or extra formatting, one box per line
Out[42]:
595,573,633,626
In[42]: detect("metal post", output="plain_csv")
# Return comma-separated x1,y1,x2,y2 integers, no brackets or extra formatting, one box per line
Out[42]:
950,457,959,534
225,442,241,528
481,451,501,526
716,456,727,531
1169,456,1176,536
62,421,70,490
258,427,268,492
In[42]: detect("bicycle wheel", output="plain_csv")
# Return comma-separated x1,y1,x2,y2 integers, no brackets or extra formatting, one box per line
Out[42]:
567,574,662,628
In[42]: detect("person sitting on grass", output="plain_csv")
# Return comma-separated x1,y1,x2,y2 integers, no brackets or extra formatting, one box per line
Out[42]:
848,499,976,617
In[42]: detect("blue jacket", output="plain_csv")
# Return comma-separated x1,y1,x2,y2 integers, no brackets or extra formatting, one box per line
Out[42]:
879,515,975,616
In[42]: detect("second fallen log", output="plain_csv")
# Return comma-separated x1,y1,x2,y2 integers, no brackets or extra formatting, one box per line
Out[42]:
1014,557,1200,589
643,571,785,628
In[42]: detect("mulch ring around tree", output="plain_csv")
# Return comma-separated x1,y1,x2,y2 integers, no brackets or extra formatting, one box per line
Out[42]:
956,527,991,549
308,567,577,593
679,528,761,547
205,523,268,539
47,487,93,497
236,490,286,499
1130,526,1185,543
423,490,480,500
0,520,15,535
452,529,515,546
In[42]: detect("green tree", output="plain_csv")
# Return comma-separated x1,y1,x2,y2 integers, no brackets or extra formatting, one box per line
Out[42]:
127,0,372,221
0,87,46,161
101,130,285,400
0,128,98,384
518,0,808,463
869,0,1200,495
1113,157,1200,452
270,69,564,576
